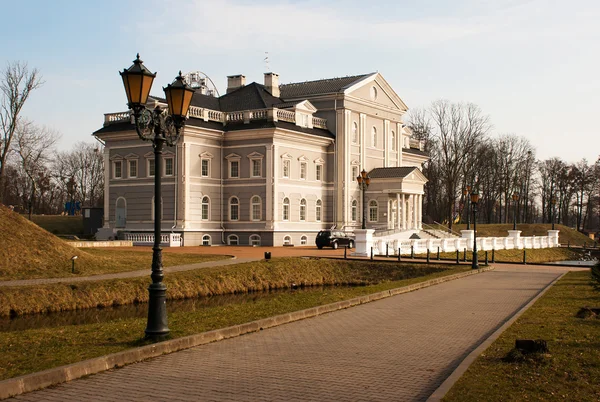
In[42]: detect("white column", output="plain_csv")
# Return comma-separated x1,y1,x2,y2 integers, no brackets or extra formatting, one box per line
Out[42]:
412,194,417,230
359,113,366,168
418,194,423,229
396,193,401,229
384,119,390,167
402,194,407,230
266,144,273,228
183,142,191,226
272,144,278,230
103,148,110,228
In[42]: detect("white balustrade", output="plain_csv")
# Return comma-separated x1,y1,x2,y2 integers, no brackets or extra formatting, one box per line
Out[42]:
277,109,296,122
312,117,328,129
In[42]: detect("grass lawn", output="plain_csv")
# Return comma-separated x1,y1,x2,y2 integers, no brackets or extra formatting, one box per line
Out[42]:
444,270,600,401
1,248,230,281
419,247,581,264
0,261,468,380
28,215,83,235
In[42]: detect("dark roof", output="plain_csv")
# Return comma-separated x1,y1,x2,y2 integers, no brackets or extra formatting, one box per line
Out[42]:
218,83,281,112
368,167,418,179
403,148,429,157
279,74,372,99
93,122,135,136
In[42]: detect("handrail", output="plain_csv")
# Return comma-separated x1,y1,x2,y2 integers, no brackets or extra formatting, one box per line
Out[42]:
431,221,462,237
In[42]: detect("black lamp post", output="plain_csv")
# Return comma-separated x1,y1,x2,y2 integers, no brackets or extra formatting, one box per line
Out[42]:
471,190,480,269
356,169,371,229
551,197,557,230
464,185,472,230
512,192,519,230
120,54,194,340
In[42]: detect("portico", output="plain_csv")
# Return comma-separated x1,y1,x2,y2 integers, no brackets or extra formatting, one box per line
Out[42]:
364,167,427,232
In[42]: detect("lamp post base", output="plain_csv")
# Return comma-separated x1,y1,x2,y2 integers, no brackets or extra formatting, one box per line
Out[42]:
145,283,170,340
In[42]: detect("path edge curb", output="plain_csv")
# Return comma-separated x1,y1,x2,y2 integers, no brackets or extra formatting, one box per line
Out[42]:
0,266,493,400
426,270,567,402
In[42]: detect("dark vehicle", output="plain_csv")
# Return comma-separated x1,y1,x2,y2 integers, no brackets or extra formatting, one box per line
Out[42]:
315,230,354,250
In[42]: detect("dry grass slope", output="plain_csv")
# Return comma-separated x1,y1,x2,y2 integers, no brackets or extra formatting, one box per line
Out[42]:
0,204,93,279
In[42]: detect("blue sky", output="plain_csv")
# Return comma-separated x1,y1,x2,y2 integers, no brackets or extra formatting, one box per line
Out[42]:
1,0,598,163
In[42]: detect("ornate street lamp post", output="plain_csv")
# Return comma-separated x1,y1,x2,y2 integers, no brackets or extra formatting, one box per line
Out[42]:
470,190,480,269
551,197,557,230
464,185,472,229
512,192,520,230
120,54,194,340
356,169,371,230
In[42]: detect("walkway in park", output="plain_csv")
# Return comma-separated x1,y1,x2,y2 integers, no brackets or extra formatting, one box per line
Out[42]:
11,264,576,402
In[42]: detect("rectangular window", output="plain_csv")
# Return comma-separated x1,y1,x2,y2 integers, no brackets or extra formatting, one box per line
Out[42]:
300,162,306,179
201,159,209,177
283,204,289,221
252,204,260,220
114,161,122,179
230,205,239,220
230,161,239,178
128,160,137,178
252,159,261,177
165,158,173,176
283,159,290,178
315,164,322,181
148,160,155,177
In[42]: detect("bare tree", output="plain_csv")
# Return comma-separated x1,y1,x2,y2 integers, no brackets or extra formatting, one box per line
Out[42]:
14,121,58,219
54,142,104,209
0,62,43,203
429,100,491,229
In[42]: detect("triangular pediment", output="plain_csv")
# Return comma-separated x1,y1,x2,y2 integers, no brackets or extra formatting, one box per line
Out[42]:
293,100,318,114
343,73,408,111
280,152,293,159
247,151,264,159
313,157,325,164
225,153,241,160
110,153,123,160
200,151,213,159
297,155,309,162
124,153,139,159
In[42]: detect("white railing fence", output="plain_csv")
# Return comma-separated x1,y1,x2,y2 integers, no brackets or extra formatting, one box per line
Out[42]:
124,232,182,247
355,229,560,257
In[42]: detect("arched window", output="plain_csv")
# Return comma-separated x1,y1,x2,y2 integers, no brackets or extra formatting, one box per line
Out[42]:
371,127,377,148
352,122,358,143
391,131,396,151
228,235,239,245
229,197,239,221
300,198,306,221
351,200,358,222
283,197,290,221
202,234,211,246
116,197,127,228
249,234,261,246
201,196,210,220
251,196,261,221
315,199,322,222
369,200,378,222
283,235,292,245
300,235,307,245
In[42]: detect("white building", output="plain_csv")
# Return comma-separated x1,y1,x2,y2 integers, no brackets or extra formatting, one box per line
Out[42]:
94,71,428,246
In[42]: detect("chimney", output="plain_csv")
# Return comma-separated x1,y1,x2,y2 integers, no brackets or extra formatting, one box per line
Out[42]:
264,72,280,98
227,75,246,94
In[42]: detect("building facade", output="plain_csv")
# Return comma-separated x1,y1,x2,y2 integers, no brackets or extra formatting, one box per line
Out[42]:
94,72,428,246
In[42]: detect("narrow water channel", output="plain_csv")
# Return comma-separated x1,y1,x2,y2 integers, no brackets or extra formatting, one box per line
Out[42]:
0,287,334,333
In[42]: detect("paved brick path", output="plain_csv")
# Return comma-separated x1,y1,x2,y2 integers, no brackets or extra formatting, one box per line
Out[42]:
11,265,564,401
